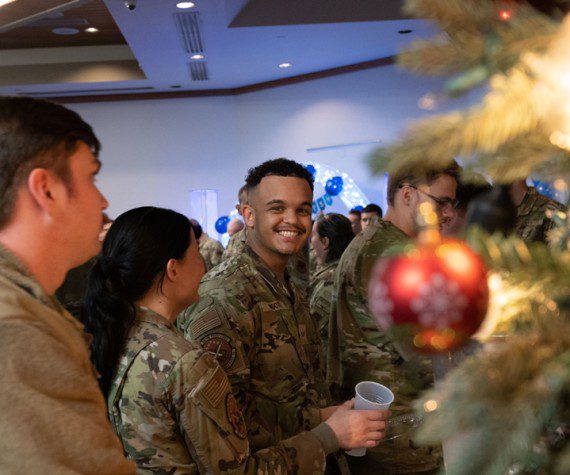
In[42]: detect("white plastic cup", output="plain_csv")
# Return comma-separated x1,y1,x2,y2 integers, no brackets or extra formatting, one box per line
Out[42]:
346,381,394,457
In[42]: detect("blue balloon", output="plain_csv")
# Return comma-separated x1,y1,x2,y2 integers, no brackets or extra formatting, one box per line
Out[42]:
325,176,343,196
304,164,317,180
532,180,559,201
215,216,230,234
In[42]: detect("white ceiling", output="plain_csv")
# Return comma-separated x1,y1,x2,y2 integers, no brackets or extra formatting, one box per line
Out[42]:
0,0,437,98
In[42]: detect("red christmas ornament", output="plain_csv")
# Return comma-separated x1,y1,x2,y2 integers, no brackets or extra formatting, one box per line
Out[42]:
368,239,489,354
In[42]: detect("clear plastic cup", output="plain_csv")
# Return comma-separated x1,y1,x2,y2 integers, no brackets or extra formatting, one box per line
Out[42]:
346,381,394,457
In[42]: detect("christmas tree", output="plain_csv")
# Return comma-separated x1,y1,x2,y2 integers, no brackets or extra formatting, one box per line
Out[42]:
368,1,570,473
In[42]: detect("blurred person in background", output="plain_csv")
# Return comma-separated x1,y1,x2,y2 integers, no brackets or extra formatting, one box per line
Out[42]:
361,203,383,230
309,213,354,367
348,208,363,235
190,218,224,272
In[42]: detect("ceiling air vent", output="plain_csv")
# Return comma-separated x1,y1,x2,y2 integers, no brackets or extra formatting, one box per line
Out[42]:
174,12,204,54
188,61,208,81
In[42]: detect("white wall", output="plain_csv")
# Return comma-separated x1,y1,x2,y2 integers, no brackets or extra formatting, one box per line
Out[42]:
235,65,477,211
69,95,240,228
70,64,477,227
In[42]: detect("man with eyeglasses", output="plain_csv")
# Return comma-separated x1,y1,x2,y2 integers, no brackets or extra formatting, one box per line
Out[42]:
328,162,460,475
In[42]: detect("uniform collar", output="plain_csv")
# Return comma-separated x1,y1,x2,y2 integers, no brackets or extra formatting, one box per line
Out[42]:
0,243,90,343
517,186,539,217
242,244,296,301
375,218,409,240
136,306,177,330
313,259,338,278
0,243,61,311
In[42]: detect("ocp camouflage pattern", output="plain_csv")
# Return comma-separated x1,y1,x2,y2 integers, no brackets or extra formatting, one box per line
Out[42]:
328,220,442,473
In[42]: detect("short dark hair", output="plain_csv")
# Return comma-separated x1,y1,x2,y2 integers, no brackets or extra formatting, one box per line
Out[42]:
238,185,248,205
82,206,192,396
189,218,203,240
0,96,100,229
387,161,461,206
316,213,354,263
245,158,314,191
348,208,361,218
362,203,383,218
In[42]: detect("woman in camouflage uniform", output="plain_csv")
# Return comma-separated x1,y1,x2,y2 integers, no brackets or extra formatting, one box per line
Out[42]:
309,213,354,367
81,207,335,474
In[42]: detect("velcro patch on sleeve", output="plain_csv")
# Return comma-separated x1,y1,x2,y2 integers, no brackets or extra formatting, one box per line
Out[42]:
201,362,231,408
189,307,222,339
226,393,247,439
200,333,237,372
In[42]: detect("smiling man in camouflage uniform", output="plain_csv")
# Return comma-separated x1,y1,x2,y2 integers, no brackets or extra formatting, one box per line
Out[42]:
222,183,310,294
329,163,460,474
180,158,390,473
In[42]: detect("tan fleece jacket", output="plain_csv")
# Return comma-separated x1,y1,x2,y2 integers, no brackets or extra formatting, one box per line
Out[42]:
0,245,134,474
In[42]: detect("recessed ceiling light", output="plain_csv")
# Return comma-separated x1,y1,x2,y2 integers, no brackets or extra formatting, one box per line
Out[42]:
176,2,195,8
52,27,79,35
190,54,204,60
85,27,99,33
0,0,17,8
279,62,292,68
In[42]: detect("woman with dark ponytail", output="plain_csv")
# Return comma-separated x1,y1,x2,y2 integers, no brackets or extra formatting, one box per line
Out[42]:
82,206,349,474
309,213,354,367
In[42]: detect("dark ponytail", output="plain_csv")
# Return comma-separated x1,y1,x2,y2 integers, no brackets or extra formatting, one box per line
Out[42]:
81,206,192,396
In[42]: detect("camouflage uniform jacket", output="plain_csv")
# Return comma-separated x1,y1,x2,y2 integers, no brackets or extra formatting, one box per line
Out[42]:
223,228,246,261
110,306,328,474
328,220,442,474
199,234,225,272
0,245,134,474
515,186,566,243
178,246,338,460
308,259,338,368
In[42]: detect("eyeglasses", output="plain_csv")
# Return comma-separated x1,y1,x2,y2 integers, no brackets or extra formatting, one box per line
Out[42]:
399,184,459,211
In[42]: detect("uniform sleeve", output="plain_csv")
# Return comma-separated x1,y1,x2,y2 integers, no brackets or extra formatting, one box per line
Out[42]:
183,293,323,444
0,319,135,474
211,241,225,268
309,279,333,338
171,351,330,474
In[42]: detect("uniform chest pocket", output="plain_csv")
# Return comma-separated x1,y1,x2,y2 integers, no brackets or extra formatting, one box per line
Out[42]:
257,302,307,386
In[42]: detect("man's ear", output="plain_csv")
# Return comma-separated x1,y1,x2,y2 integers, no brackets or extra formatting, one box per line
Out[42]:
27,168,60,213
321,236,330,251
242,204,255,228
400,185,415,208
